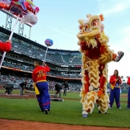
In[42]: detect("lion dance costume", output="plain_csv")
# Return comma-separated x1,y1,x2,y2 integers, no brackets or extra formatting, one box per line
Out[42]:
77,14,124,117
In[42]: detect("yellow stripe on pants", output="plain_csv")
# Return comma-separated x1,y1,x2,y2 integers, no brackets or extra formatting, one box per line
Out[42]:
33,80,47,95
33,83,40,95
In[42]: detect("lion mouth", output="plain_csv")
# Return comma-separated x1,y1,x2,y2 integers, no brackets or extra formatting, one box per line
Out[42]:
85,28,92,33
77,27,101,39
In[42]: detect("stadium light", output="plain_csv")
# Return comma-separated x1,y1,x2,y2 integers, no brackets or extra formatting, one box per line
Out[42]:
63,60,66,63
69,56,76,63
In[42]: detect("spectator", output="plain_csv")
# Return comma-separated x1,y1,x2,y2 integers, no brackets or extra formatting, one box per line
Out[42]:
4,83,13,95
109,69,122,109
19,80,28,95
62,81,69,96
55,83,62,98
29,84,33,90
50,81,55,90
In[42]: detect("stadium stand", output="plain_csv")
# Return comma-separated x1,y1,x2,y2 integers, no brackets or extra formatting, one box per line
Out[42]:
0,27,128,92
0,26,82,91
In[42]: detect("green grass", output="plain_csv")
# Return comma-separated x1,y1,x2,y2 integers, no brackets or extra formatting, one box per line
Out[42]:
0,92,130,128
0,89,81,99
0,89,20,94
54,91,80,99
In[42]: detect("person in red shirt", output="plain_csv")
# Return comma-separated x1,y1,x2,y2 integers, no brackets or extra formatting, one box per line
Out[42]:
32,60,50,114
0,40,12,52
126,77,130,109
109,69,122,109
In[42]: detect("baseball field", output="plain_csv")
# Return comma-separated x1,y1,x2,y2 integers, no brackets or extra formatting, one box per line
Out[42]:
0,90,130,130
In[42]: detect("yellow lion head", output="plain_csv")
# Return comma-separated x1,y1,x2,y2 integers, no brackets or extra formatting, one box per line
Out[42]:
77,14,109,48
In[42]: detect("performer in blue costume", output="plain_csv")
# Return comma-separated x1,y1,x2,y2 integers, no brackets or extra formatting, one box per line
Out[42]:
32,60,50,114
109,70,122,109
127,77,130,109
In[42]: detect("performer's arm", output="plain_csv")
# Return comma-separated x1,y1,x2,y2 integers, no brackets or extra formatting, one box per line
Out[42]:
45,66,50,72
0,40,12,52
109,76,116,84
32,70,36,82
118,76,122,84
42,62,50,72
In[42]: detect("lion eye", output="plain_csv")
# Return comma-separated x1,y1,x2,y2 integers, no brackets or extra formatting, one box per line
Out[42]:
79,25,82,29
83,24,89,31
91,20,99,26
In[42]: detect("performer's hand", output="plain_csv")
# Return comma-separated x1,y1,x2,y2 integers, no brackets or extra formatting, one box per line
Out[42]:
43,62,47,66
6,40,12,44
116,78,119,82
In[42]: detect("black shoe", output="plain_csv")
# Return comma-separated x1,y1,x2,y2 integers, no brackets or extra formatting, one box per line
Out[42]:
115,51,124,62
45,109,49,114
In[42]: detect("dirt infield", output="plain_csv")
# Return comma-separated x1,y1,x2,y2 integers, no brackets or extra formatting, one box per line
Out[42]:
0,119,130,130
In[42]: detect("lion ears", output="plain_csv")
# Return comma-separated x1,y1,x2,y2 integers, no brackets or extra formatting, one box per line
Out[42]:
99,14,104,21
78,19,85,25
78,14,104,25
87,14,104,21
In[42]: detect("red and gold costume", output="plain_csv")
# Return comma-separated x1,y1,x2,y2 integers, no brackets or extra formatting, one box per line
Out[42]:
109,75,122,89
127,77,130,108
32,65,50,83
109,75,122,108
32,65,50,111
77,14,124,117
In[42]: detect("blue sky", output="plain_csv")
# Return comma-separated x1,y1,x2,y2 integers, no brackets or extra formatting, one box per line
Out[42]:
0,0,130,80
